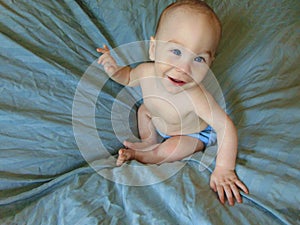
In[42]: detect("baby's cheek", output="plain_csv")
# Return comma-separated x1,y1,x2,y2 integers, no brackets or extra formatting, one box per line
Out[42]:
154,62,172,75
192,65,210,82
156,52,178,66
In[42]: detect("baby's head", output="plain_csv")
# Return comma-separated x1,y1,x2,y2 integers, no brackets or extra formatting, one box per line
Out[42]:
149,0,222,93
152,0,222,63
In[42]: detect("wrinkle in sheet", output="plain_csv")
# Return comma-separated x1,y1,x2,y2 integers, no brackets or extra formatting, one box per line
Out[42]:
0,0,299,224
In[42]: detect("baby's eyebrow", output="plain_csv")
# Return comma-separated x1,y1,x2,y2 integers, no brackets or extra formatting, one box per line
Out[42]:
197,51,212,58
167,39,184,47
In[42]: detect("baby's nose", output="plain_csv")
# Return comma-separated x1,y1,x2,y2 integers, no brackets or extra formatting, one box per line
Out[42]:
175,61,192,75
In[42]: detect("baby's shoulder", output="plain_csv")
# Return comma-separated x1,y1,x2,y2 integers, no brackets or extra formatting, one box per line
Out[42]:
188,84,212,104
135,62,155,78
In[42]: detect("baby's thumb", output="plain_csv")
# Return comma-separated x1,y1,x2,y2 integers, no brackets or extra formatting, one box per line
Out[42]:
210,179,217,192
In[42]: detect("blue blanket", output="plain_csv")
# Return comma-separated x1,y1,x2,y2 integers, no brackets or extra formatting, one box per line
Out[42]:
0,0,299,224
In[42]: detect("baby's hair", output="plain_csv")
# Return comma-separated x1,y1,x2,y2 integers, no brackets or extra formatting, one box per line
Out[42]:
155,0,222,39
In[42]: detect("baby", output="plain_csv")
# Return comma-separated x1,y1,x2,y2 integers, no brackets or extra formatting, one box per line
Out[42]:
97,0,248,206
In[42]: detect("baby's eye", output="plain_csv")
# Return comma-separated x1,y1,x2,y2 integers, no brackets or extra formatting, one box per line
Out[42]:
171,49,182,56
194,56,206,63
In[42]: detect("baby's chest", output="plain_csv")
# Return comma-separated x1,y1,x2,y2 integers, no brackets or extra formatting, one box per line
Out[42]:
140,78,198,124
144,97,193,124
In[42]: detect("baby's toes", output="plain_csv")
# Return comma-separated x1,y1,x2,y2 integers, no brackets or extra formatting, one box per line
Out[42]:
116,149,127,166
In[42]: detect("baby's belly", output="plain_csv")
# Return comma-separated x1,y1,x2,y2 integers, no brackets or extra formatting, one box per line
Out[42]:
151,115,208,136
142,94,207,136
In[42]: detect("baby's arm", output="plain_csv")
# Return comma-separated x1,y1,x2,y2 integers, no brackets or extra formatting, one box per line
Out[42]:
193,86,248,205
209,117,248,206
97,45,141,86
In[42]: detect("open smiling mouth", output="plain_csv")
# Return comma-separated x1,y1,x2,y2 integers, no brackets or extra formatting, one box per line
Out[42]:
167,76,186,86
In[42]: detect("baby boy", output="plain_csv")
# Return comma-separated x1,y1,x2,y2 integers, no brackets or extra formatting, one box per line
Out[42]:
97,0,248,205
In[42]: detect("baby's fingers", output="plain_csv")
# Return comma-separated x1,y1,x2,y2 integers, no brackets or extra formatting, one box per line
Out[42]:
224,185,235,206
96,44,110,54
210,182,217,193
102,44,109,51
216,185,225,204
98,54,111,65
98,53,117,69
231,184,243,204
96,48,108,54
235,180,249,194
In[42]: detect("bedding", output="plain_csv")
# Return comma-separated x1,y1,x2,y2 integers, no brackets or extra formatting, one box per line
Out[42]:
0,0,299,224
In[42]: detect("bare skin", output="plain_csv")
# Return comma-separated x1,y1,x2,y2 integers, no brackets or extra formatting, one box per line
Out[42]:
97,4,249,206
116,104,205,166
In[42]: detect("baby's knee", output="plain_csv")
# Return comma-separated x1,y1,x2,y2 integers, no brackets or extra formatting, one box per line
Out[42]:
138,104,151,117
138,104,146,113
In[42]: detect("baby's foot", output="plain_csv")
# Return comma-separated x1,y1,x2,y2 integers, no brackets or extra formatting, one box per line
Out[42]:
116,148,135,166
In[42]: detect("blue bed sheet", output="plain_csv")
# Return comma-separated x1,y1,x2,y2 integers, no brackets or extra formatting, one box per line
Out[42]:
0,0,299,224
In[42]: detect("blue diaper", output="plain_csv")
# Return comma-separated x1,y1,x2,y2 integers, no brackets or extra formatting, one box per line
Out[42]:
157,125,217,147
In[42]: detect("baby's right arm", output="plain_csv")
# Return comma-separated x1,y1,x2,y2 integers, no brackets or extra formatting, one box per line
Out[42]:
97,45,140,86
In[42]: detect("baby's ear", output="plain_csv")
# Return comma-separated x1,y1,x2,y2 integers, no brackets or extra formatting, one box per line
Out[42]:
149,36,156,61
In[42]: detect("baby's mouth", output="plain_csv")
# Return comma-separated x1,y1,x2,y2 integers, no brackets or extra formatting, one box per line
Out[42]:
167,76,186,86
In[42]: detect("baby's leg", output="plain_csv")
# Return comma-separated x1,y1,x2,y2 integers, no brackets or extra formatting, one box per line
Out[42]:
123,104,158,151
137,104,157,144
117,135,205,166
116,104,158,166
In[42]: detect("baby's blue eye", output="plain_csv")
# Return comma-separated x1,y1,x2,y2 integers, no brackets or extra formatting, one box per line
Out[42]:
194,56,205,63
171,49,182,56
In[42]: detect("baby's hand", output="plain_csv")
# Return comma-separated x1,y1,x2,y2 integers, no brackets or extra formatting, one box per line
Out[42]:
210,166,249,206
97,45,121,76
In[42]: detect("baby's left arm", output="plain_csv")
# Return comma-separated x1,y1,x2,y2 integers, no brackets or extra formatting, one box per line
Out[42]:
208,115,248,205
192,87,248,205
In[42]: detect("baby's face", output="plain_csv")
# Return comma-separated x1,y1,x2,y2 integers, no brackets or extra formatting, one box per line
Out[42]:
149,8,220,94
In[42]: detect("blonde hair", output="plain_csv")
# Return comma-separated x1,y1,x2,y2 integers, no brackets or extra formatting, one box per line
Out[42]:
155,0,222,40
